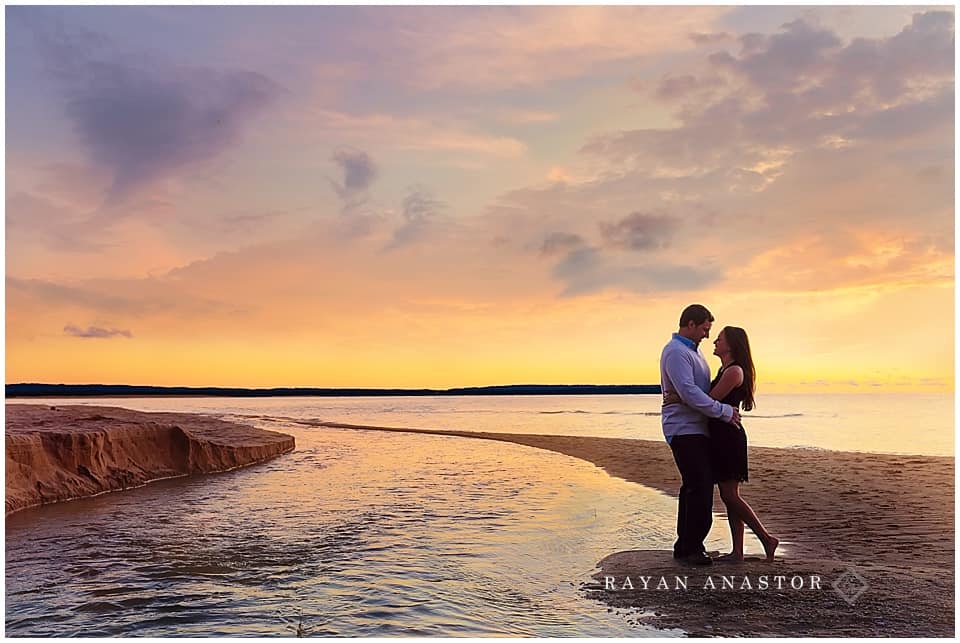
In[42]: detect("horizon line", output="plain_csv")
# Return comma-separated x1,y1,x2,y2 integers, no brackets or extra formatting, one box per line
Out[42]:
6,383,663,398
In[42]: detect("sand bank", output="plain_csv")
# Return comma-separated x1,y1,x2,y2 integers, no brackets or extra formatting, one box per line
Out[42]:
5,404,295,515
306,421,954,636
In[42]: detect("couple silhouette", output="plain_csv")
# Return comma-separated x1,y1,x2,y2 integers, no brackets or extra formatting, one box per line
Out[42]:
659,304,778,565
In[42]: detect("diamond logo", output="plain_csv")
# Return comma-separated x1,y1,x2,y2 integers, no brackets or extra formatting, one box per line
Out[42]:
832,567,869,605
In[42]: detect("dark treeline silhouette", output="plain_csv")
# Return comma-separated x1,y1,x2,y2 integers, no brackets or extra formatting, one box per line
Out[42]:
7,383,661,398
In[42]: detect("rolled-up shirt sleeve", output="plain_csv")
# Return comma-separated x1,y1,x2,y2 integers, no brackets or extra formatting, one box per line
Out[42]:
663,351,733,421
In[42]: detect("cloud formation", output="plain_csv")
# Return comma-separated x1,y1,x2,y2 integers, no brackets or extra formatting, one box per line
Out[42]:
386,188,447,249
331,147,378,194
654,73,726,101
18,8,278,201
595,11,953,172
478,11,955,299
379,6,727,91
689,31,732,45
599,212,679,252
4,7,953,390
9,276,250,320
329,146,378,216
540,232,585,256
63,324,133,339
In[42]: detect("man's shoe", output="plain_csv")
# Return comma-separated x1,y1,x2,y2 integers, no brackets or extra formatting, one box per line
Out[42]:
682,551,713,566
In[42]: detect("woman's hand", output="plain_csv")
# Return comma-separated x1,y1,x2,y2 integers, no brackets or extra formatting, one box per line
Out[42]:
662,391,682,406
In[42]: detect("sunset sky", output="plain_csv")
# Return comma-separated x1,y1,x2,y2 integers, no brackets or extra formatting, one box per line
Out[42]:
5,5,955,392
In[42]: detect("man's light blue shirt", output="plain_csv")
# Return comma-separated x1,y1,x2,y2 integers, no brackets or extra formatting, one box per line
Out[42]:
659,333,734,444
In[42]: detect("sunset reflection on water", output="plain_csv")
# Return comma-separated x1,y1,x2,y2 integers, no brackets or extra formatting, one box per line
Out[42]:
6,417,693,637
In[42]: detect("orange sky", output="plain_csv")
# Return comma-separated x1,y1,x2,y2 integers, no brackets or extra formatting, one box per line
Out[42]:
5,6,955,392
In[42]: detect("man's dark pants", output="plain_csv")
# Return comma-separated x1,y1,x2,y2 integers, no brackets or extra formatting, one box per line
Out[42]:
669,434,713,557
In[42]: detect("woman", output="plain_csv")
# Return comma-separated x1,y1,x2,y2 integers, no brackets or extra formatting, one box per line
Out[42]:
707,326,779,562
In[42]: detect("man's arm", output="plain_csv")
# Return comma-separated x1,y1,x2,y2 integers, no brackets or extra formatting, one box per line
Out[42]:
663,351,734,422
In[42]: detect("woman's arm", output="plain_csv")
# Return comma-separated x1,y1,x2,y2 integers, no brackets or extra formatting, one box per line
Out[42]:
662,352,735,421
709,365,744,401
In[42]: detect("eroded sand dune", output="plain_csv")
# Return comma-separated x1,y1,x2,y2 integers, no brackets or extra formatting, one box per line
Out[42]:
5,404,295,515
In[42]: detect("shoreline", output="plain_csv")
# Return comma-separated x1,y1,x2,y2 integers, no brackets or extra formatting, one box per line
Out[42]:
301,420,954,636
6,407,953,635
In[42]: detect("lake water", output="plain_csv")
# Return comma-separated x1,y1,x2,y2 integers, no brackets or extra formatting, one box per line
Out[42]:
12,392,952,455
5,393,954,636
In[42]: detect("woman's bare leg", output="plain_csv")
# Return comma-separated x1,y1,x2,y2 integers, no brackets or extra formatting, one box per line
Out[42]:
718,481,779,561
717,509,745,561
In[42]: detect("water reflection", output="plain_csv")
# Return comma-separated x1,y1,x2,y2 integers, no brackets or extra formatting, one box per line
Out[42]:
6,422,692,637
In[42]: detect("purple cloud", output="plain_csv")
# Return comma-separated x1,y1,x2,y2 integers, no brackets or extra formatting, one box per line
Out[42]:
588,11,954,172
711,19,843,92
599,211,679,251
655,74,726,101
540,232,585,256
385,187,447,249
20,9,279,201
328,147,380,221
63,324,132,339
330,147,378,196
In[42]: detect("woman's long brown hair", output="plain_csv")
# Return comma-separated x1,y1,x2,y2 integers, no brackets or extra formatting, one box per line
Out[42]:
723,326,756,411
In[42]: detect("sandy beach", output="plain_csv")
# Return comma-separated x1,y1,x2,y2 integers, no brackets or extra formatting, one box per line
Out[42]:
306,420,955,636
5,406,953,635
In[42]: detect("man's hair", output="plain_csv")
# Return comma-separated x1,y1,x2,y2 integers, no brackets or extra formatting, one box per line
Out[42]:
679,304,714,328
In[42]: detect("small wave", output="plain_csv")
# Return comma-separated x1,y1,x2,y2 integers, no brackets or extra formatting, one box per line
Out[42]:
73,601,125,613
539,410,589,415
537,410,661,417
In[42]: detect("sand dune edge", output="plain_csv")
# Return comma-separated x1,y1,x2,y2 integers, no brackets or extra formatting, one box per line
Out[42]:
5,404,295,515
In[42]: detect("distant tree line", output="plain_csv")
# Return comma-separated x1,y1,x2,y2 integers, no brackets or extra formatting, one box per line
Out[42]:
6,383,662,397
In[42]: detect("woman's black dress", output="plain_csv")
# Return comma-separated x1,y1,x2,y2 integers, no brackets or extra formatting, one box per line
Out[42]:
709,364,749,483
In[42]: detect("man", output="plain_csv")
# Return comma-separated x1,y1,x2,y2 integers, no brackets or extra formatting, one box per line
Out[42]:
660,304,740,565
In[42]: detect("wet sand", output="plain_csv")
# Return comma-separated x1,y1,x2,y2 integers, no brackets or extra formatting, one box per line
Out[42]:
306,421,954,636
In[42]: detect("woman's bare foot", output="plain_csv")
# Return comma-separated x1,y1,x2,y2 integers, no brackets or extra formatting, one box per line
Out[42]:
716,552,744,562
763,536,780,562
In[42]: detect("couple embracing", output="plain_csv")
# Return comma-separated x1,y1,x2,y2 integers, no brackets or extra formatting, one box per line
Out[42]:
659,304,779,566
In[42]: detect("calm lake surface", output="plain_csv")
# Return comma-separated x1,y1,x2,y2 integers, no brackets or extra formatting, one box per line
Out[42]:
5,393,953,636
14,392,952,455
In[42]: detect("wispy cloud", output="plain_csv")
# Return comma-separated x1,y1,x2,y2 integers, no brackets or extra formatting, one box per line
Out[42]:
385,187,447,250
9,277,148,314
385,6,729,91
304,110,527,158
540,232,585,256
689,31,732,45
551,246,721,297
8,276,251,319
63,324,133,339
